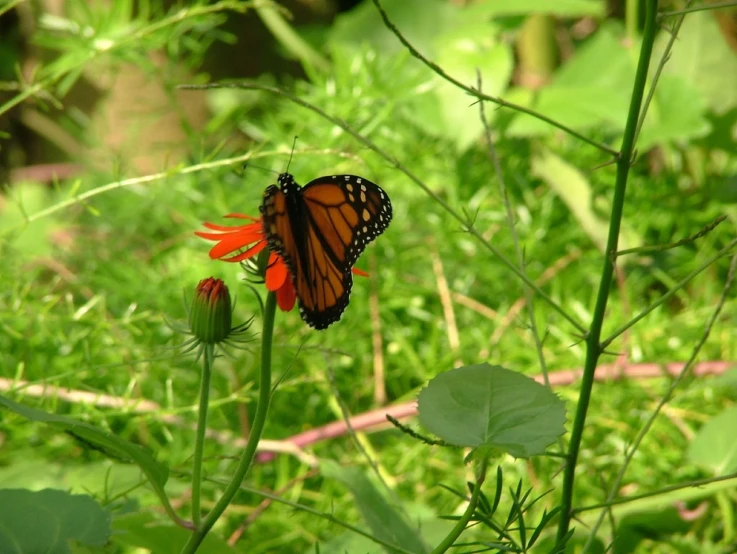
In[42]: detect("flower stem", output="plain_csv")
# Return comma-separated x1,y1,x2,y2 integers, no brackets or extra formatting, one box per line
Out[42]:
180,292,277,553
554,0,658,548
430,458,488,554
191,344,213,527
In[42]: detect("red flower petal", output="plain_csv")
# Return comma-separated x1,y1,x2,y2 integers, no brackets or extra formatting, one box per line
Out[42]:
265,253,288,291
276,279,296,311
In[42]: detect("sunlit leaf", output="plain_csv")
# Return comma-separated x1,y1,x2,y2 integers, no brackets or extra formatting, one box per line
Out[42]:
321,460,429,553
417,363,566,457
688,405,737,475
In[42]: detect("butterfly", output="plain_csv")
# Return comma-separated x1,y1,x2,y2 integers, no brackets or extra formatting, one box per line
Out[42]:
260,172,392,330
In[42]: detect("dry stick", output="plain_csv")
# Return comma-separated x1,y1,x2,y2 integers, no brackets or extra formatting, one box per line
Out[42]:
177,83,587,336
430,241,463,367
368,255,387,405
477,71,551,389
582,253,737,552
369,0,617,158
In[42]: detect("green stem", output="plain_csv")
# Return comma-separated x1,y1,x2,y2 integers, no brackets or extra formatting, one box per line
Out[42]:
430,459,488,554
180,292,277,553
191,345,213,527
554,0,659,548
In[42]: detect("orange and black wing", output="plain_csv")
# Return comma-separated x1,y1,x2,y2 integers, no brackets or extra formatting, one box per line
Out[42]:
261,174,392,329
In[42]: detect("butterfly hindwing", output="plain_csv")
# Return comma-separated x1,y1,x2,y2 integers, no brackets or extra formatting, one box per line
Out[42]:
260,172,392,329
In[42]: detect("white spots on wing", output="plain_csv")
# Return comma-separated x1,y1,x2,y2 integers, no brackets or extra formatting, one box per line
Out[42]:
360,184,366,192
360,191,366,203
348,193,355,202
362,225,368,233
346,183,353,192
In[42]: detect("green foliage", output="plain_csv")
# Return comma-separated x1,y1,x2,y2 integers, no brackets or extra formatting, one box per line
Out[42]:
1,0,737,552
0,488,110,554
417,363,566,456
688,405,737,475
321,460,429,553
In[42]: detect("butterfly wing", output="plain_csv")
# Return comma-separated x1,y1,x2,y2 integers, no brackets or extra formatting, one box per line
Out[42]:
261,174,392,329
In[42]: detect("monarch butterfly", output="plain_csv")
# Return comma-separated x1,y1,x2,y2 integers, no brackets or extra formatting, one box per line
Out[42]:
260,172,392,330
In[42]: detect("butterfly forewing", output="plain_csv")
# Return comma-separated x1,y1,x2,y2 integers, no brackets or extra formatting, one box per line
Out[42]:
260,172,392,329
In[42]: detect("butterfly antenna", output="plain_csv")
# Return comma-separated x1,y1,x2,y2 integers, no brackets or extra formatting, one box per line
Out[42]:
286,135,298,174
243,162,280,176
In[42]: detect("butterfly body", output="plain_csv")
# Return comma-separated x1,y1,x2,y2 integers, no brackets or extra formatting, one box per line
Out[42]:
260,172,392,329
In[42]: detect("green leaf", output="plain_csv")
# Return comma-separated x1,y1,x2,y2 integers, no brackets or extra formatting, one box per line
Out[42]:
329,0,457,55
508,24,632,136
321,460,429,553
656,11,737,115
112,512,235,554
0,488,110,554
0,395,169,500
688,405,737,475
612,507,690,554
638,74,710,149
531,149,641,254
432,16,514,151
417,363,566,457
468,0,604,17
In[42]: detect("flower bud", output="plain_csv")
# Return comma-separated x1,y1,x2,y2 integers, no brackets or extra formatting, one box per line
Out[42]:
189,278,232,344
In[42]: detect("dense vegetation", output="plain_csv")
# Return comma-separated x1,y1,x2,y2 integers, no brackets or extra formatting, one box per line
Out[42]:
2,0,737,552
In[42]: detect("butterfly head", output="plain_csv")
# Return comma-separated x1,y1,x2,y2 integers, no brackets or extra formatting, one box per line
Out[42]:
277,172,300,194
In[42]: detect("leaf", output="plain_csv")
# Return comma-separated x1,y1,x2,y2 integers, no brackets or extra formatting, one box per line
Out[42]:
329,0,457,55
508,24,633,136
612,507,690,554
0,395,169,501
688,405,737,475
656,11,737,115
531,149,641,254
417,363,566,457
638,74,711,149
0,488,110,554
432,15,514,151
321,460,429,553
112,512,235,554
468,0,605,17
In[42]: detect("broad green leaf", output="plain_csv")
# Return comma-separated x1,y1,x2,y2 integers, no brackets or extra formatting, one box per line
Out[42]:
112,512,235,554
688,405,737,475
0,488,110,554
656,11,737,114
433,16,513,151
417,363,566,457
468,0,604,17
329,0,457,55
0,395,169,501
531,149,641,254
638,74,710,149
612,507,690,554
508,24,632,136
321,460,429,553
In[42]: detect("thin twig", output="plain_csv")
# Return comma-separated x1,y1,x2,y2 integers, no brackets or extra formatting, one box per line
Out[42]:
369,0,618,157
659,0,737,18
615,215,726,257
477,71,551,389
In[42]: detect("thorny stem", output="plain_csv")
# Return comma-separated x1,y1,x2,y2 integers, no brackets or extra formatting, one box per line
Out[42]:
554,0,659,547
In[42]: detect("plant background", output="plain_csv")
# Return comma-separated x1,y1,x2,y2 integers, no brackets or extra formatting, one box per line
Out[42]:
1,0,737,552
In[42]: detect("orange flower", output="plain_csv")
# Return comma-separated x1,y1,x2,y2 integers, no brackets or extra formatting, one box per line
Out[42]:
195,214,296,312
